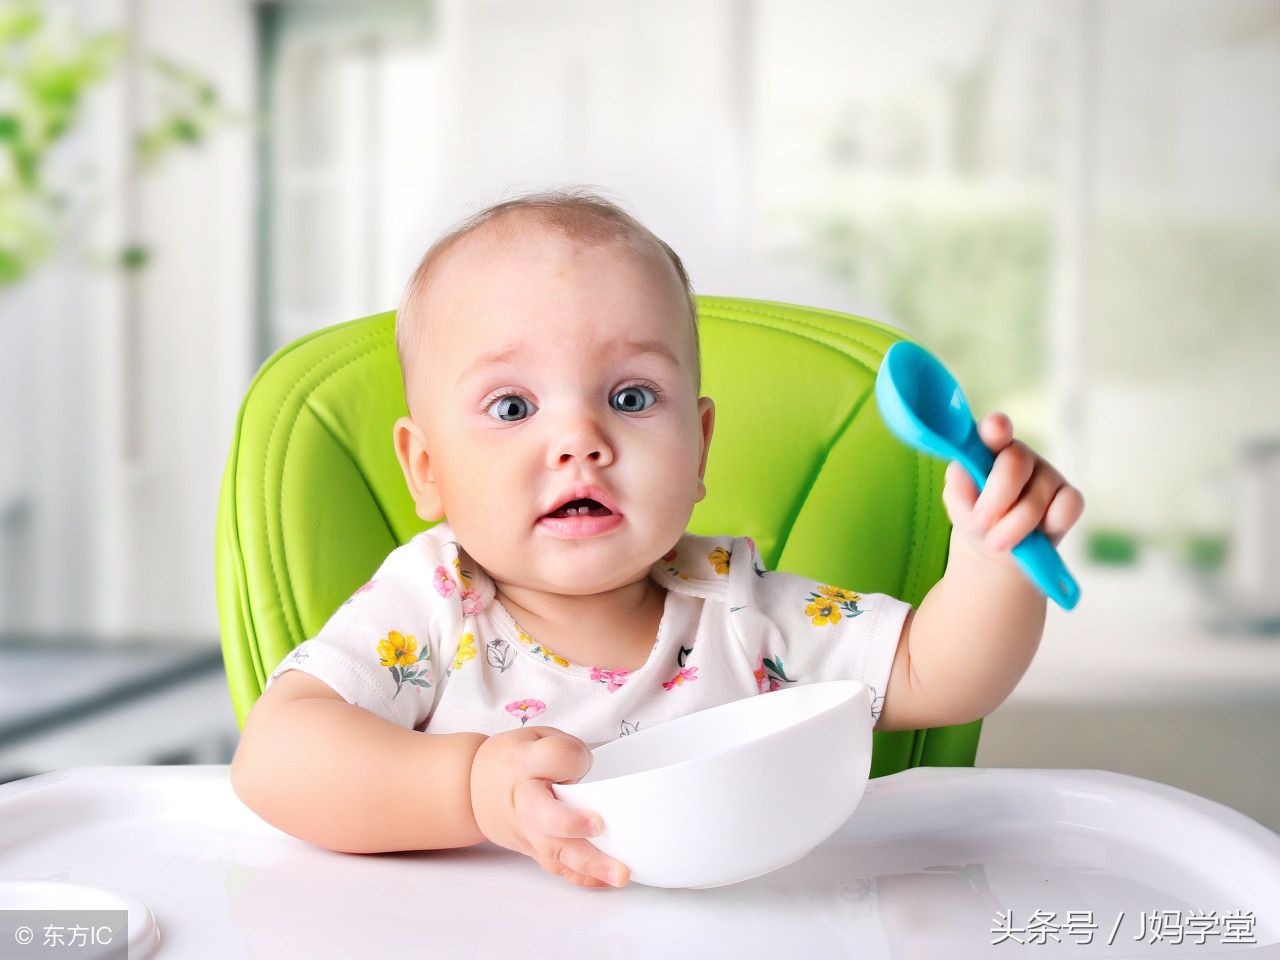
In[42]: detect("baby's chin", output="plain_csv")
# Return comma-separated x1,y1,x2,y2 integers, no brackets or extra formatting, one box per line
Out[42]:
491,561,659,600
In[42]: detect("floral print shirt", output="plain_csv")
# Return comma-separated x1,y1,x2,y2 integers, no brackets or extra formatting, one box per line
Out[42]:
268,523,909,745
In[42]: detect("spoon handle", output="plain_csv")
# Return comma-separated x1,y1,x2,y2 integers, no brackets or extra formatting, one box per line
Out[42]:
1011,531,1081,610
954,431,1080,611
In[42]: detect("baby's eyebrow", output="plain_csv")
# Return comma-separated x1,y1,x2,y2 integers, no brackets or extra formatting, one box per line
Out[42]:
455,338,682,387
456,348,522,386
617,338,682,368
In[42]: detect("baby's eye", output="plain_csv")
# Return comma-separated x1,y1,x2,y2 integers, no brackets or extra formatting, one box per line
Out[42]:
487,395,536,421
611,385,657,413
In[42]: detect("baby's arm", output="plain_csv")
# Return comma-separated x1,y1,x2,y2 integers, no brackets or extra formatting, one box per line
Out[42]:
231,670,628,887
875,412,1084,731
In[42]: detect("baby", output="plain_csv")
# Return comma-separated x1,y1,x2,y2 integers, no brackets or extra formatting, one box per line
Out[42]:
231,189,1083,889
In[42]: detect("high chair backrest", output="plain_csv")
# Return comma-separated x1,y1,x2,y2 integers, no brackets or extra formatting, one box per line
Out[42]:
216,297,980,776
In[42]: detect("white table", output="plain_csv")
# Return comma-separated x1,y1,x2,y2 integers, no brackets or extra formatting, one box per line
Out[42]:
1,766,1277,959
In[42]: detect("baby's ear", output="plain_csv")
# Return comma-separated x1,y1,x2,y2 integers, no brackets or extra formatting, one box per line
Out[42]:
393,416,445,522
694,396,716,502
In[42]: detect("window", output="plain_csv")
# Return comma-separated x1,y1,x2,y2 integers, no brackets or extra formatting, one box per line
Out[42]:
259,1,437,354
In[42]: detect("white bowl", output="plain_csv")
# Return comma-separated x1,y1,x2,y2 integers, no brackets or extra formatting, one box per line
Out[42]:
552,680,873,888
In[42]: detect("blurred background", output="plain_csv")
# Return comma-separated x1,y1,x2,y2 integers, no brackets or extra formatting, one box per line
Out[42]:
1,0,1277,828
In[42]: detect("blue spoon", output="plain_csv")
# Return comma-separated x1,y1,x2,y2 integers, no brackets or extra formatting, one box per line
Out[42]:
875,340,1080,610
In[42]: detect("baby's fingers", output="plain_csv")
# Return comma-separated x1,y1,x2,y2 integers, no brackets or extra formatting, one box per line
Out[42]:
533,839,630,888
521,728,593,784
973,440,1037,529
513,778,602,841
1042,481,1085,546
514,782,627,886
984,459,1059,550
942,459,980,514
985,459,1086,551
977,411,1015,454
535,860,611,888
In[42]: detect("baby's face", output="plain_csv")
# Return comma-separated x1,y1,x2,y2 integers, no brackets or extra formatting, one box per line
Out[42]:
401,220,714,597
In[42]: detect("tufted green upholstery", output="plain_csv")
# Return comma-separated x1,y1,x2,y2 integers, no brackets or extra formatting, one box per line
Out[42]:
216,296,981,776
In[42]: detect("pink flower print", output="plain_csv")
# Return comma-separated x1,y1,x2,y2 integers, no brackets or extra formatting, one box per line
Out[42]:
433,566,456,599
754,656,770,693
754,655,793,693
590,666,629,692
662,666,698,691
341,579,377,606
460,588,483,616
660,546,688,580
505,699,547,727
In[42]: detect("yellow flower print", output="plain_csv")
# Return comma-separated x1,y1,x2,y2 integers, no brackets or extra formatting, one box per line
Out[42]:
708,546,731,576
452,557,473,590
805,599,841,626
378,630,432,699
531,642,569,668
377,630,418,668
804,584,863,625
512,624,569,668
819,584,860,604
452,632,477,672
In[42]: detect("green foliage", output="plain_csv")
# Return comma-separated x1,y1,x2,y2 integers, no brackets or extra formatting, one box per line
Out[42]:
135,54,228,167
0,186,50,282
0,0,122,283
119,243,149,271
1183,533,1228,574
1086,529,1140,566
1093,215,1280,379
0,0,230,288
800,206,1052,420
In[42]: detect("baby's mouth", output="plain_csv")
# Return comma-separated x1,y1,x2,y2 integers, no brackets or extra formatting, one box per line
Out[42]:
545,498,614,519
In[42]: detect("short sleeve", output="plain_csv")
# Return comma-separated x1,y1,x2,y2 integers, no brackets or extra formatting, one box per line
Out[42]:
265,528,490,730
724,536,909,722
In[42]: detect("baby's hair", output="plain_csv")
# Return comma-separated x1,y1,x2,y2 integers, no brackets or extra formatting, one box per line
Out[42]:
395,187,699,413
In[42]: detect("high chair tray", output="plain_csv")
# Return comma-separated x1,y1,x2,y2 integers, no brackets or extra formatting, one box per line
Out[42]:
0,765,1276,959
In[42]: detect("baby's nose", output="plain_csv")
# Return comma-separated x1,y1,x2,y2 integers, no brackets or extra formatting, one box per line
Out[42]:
551,413,614,467
559,448,602,463
556,438,611,465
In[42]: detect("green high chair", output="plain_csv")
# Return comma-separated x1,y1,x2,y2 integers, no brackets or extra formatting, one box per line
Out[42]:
215,296,981,778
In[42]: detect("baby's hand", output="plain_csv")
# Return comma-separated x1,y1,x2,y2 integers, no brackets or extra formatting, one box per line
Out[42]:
942,412,1084,570
470,726,629,888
